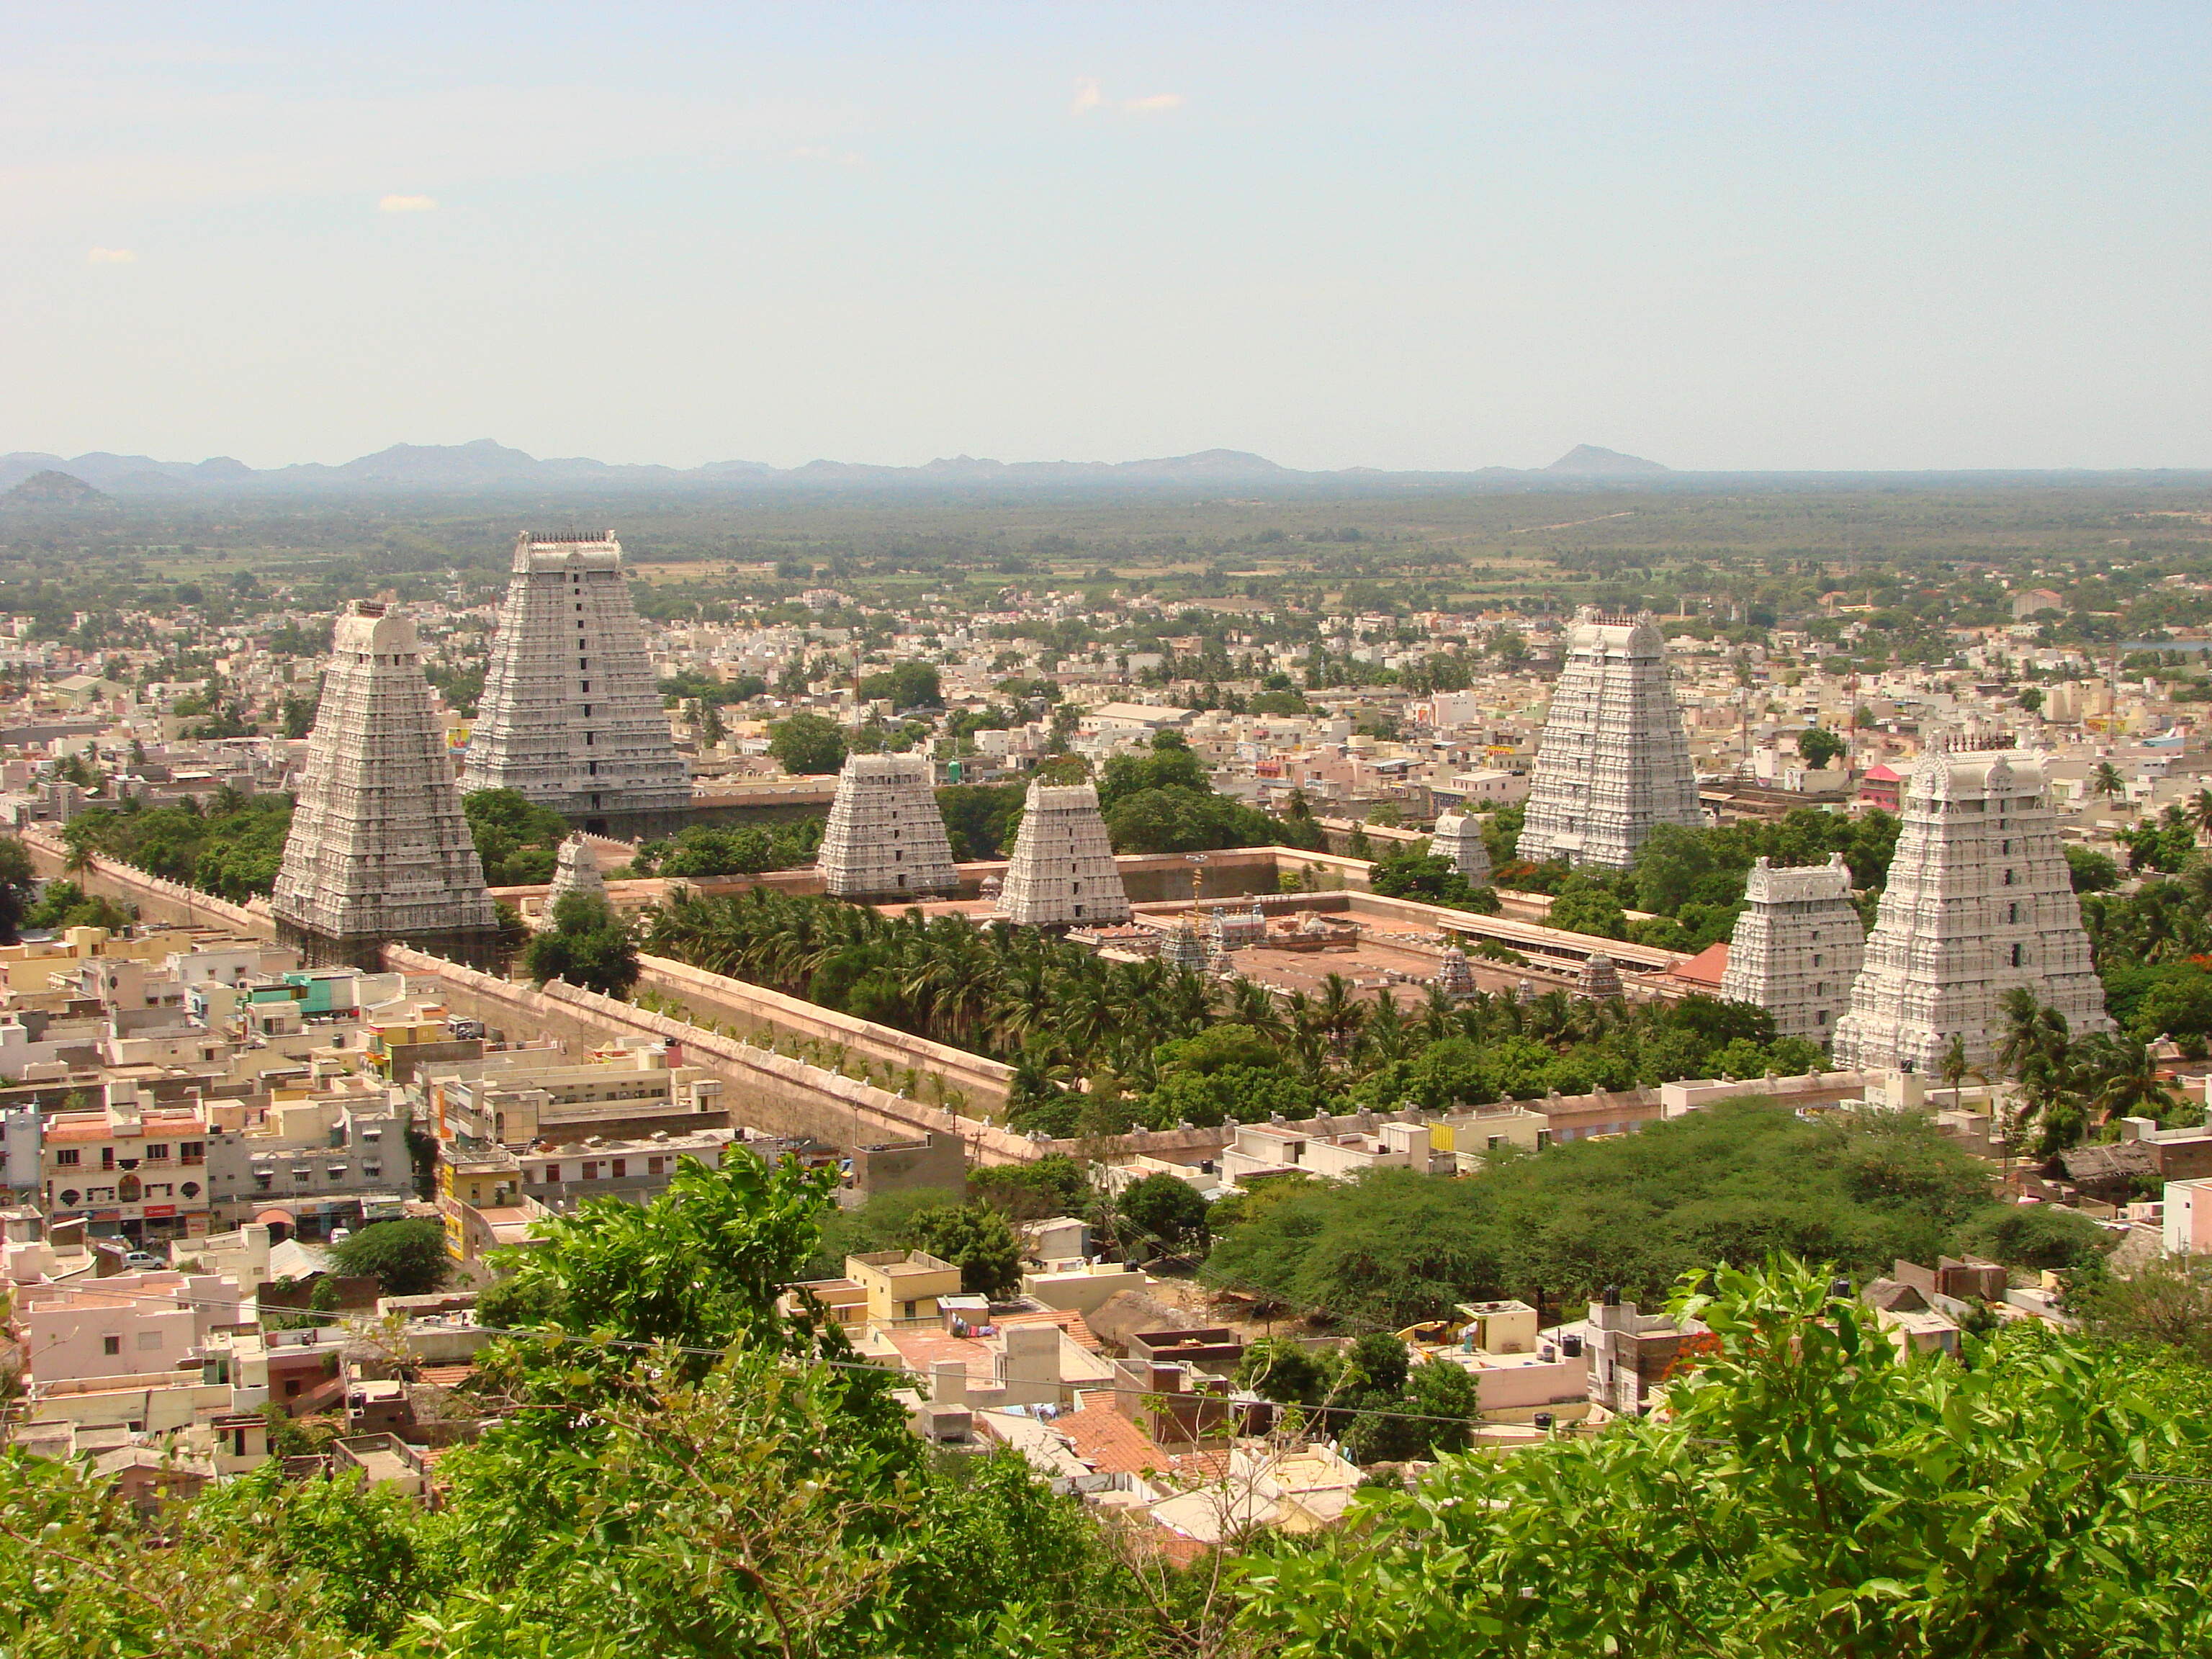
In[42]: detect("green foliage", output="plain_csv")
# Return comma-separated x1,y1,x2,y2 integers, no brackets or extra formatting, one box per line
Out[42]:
632,817,822,878
768,711,850,775
67,793,296,901
968,1152,1095,1222
1115,1170,1211,1255
1794,724,1845,768
1241,1256,2212,1658
523,893,641,997
1955,1202,2112,1272
2066,842,2123,893
936,781,1028,860
0,836,35,940
462,788,570,886
1369,850,1501,913
858,660,943,707
2072,1254,2212,1366
327,1216,450,1296
1544,879,1628,940
20,878,137,934
1207,1102,2001,1319
907,1200,1024,1298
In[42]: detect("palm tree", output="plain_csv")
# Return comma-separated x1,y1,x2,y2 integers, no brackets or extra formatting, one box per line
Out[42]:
62,835,96,882
2190,788,2212,844
2080,1031,2181,1127
2091,761,2126,810
1938,1033,1979,1112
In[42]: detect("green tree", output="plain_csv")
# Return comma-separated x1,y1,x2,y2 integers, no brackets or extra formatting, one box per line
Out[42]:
462,788,569,886
327,1217,449,1297
1795,725,1845,769
1241,1256,2212,1658
0,837,37,940
858,661,943,708
768,711,850,775
523,892,641,997
1115,1171,1211,1256
907,1200,1022,1299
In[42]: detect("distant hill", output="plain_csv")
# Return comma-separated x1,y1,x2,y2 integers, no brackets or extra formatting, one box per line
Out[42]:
1545,444,1668,475
2,469,109,506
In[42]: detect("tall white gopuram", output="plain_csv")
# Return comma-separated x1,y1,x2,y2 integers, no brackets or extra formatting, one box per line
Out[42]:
1516,609,1700,868
817,752,958,902
467,531,691,837
997,782,1131,927
1831,746,2109,1074
271,603,501,970
1719,854,1866,1043
1428,810,1492,884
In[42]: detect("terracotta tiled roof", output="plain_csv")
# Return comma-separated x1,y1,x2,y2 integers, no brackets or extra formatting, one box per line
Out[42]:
1056,1401,1166,1477
1670,941,1730,988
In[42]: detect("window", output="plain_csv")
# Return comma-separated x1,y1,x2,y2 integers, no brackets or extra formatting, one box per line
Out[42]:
611,1159,626,1177
2003,869,2015,886
104,1335,122,1357
362,1165,380,1181
543,1163,560,1182
143,1143,169,1162
647,1156,664,1175
254,1172,274,1189
2012,943,2024,967
55,1148,79,1167
180,1143,204,1165
179,1182,199,1199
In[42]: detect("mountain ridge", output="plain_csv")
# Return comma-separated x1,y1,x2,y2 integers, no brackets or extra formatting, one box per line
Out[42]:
0,440,1634,495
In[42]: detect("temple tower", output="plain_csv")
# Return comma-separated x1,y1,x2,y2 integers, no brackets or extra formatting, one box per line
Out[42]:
1428,811,1492,884
1516,609,1700,868
546,833,607,912
271,604,501,970
1719,854,1866,1043
817,752,958,902
1831,747,2109,1074
467,531,690,837
996,782,1131,927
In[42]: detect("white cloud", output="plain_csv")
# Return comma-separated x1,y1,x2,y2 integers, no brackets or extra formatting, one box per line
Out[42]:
86,246,136,263
1069,78,1184,117
378,193,437,212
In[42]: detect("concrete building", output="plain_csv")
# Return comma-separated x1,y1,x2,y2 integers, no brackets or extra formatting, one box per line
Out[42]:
816,753,958,902
1516,610,1701,868
995,781,1131,927
1833,747,2110,1074
1718,854,1866,1043
425,1042,725,1148
1426,810,1492,884
467,531,691,837
271,603,501,970
40,1087,211,1247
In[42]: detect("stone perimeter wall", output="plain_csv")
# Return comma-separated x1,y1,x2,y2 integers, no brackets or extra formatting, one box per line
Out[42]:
382,943,1046,1166
631,954,1016,1116
17,830,273,938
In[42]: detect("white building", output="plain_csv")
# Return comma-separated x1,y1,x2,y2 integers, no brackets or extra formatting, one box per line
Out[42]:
1718,855,1866,1043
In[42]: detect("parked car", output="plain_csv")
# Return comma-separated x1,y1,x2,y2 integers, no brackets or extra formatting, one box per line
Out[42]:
122,1250,164,1271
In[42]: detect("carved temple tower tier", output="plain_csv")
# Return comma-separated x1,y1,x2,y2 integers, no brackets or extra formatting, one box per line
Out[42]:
1830,748,2109,1074
816,753,959,902
1427,810,1492,884
271,604,501,970
1718,854,1866,1043
1516,609,1701,868
996,782,1132,928
467,532,691,837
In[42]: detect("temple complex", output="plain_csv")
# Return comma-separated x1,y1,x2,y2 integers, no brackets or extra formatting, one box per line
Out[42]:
1427,810,1492,884
271,604,501,970
817,753,959,902
467,531,691,837
1516,609,1701,868
1832,747,2110,1073
1718,855,1866,1043
995,782,1131,927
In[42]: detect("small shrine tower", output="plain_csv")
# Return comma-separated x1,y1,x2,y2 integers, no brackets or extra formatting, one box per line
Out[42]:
997,782,1131,927
1718,854,1866,1043
817,752,959,902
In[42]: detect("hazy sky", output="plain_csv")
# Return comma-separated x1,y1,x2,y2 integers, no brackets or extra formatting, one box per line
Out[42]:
6,3,2207,472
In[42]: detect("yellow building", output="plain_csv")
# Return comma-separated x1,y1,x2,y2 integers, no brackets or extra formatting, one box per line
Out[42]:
846,1250,961,1326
